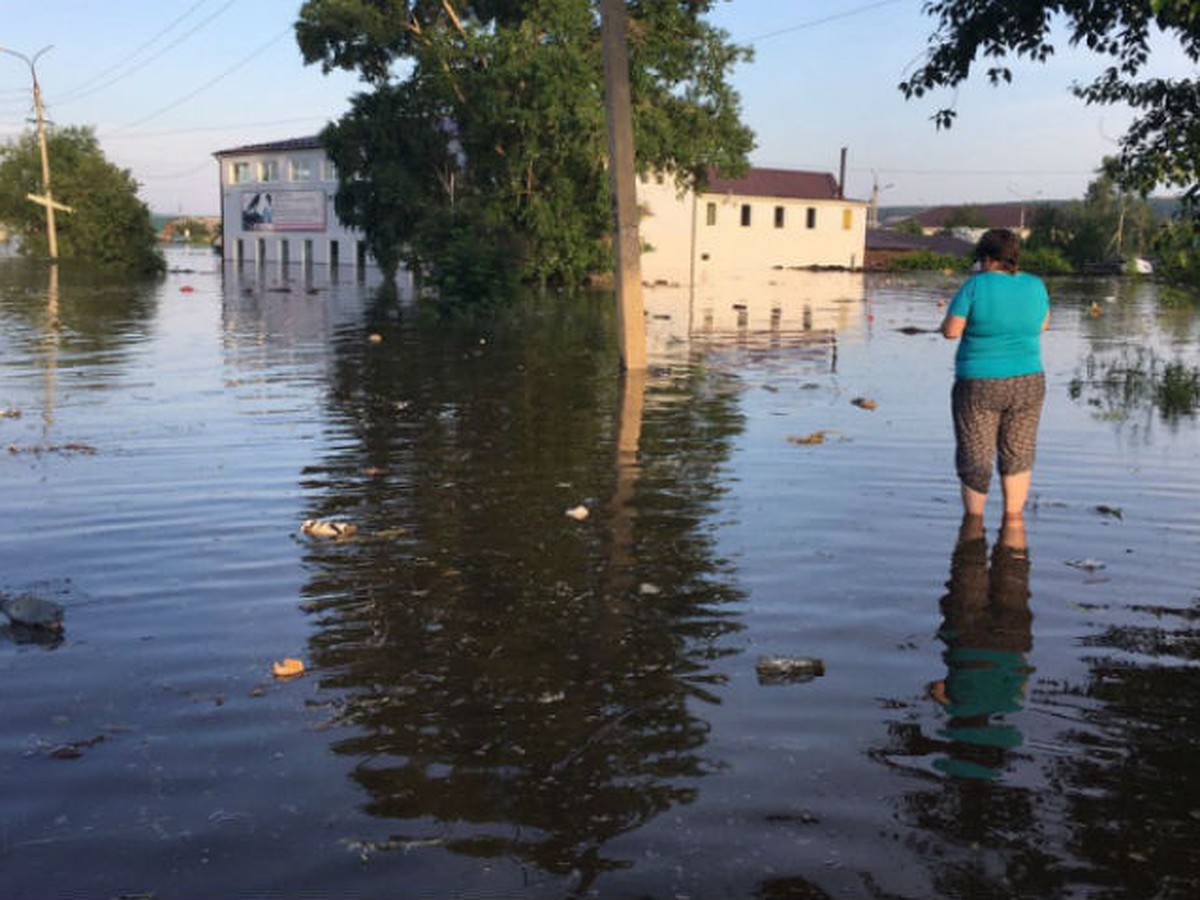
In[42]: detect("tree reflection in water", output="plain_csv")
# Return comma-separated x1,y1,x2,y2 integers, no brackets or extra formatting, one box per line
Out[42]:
297,297,745,890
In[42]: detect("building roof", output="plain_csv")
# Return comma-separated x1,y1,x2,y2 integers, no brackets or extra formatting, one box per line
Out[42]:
865,229,974,255
213,136,323,158
907,202,1031,230
705,167,844,201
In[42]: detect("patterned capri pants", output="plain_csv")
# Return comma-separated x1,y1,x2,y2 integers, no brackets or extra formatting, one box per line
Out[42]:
952,373,1046,495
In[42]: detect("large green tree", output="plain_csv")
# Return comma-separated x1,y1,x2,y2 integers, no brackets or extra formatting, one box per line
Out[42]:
0,126,164,274
296,0,754,299
899,1,1200,212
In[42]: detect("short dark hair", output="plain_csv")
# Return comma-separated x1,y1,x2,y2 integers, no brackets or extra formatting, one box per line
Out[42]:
975,228,1020,272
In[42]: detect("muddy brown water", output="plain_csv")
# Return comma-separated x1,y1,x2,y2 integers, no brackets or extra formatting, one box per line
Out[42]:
1,249,1198,898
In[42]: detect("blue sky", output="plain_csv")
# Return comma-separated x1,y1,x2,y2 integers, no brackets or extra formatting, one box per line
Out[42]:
0,0,1192,214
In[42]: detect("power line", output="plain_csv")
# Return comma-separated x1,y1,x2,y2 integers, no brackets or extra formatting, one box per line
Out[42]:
117,25,293,130
742,0,908,44
56,0,238,106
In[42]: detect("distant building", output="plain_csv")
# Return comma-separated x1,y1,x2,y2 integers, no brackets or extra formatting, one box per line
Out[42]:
901,202,1035,241
863,229,974,270
213,136,371,269
637,167,868,285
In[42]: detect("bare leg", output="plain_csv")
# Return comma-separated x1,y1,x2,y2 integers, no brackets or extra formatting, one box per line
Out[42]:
960,482,988,518
1000,470,1032,519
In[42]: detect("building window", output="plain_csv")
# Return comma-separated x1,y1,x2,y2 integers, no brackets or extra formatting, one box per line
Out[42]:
774,206,785,229
231,162,250,184
740,204,751,227
806,207,817,229
289,159,312,181
258,160,280,182
706,202,717,226
321,160,337,181
842,208,853,230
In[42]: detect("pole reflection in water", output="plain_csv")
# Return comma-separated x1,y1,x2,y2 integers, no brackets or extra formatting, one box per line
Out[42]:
41,263,59,435
929,517,1034,781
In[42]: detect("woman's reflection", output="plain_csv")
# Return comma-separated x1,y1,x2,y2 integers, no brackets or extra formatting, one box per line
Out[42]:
928,515,1034,780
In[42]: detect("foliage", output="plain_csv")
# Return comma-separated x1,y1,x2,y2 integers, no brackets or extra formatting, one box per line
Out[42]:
1024,161,1156,269
940,204,988,230
899,1,1200,214
297,0,754,303
1070,347,1200,423
165,217,214,244
1018,244,1074,274
1151,216,1200,287
0,126,164,274
893,217,925,235
887,250,970,272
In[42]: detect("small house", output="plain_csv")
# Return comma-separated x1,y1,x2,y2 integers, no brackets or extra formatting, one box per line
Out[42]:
637,167,868,285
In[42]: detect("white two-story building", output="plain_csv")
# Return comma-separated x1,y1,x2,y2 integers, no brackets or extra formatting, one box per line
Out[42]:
213,136,372,270
637,167,868,285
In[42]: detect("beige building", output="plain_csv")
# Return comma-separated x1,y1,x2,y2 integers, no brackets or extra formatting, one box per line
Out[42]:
637,167,869,285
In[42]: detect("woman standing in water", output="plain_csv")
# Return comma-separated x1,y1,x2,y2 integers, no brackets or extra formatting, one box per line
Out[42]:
941,228,1050,525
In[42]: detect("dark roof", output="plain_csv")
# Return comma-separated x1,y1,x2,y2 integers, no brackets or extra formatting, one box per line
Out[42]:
213,136,323,157
706,167,843,201
908,202,1030,230
866,229,974,255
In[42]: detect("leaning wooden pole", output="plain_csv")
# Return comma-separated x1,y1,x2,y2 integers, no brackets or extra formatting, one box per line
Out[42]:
599,0,646,372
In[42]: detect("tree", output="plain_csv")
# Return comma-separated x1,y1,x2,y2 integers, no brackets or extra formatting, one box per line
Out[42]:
899,1,1200,213
941,204,989,231
0,126,164,274
1025,159,1156,267
296,0,754,301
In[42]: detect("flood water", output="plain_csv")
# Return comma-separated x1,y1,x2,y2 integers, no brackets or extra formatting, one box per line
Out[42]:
1,247,1198,898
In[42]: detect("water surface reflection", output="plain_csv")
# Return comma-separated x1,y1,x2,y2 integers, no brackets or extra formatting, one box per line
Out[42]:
295,295,747,888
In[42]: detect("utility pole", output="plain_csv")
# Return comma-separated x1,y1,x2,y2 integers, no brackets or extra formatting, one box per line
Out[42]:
1,45,72,260
599,0,646,373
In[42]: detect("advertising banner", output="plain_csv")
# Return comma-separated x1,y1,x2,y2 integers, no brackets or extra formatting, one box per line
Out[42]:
241,190,327,232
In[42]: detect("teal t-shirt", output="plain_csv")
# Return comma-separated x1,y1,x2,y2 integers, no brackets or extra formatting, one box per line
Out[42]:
948,271,1049,379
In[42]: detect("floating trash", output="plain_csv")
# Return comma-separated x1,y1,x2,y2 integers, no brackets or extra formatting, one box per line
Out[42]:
788,431,828,445
756,655,825,685
301,519,358,540
565,505,589,521
851,397,878,411
272,658,306,679
1066,558,1106,572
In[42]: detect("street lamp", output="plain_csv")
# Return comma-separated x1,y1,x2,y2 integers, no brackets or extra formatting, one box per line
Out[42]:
0,44,72,260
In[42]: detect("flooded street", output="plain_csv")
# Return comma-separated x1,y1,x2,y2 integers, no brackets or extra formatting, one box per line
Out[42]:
1,247,1198,898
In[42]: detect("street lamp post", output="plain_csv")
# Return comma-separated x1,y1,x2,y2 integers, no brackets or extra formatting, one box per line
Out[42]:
1,45,71,260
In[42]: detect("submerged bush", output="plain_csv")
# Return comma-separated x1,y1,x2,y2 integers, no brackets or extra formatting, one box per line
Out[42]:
887,250,970,272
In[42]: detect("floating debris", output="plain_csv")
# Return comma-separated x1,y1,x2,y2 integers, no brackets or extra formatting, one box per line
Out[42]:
896,326,934,335
851,397,878,411
788,431,829,445
7,441,98,456
1066,558,1107,572
565,505,589,521
0,407,20,419
756,655,825,685
272,658,306,679
1,592,65,631
300,519,358,540
1095,505,1123,520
